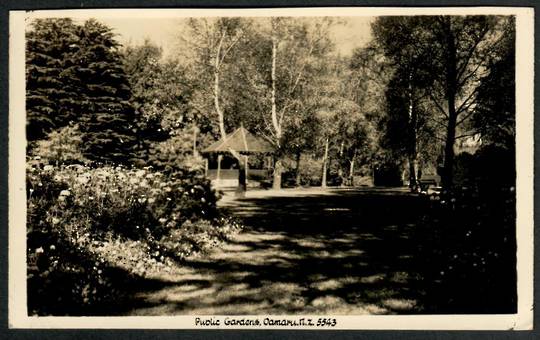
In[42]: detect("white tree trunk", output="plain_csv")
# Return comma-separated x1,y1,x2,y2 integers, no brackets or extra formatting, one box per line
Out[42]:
270,36,280,140
270,35,282,190
349,150,356,185
213,32,227,141
321,137,329,188
217,154,222,183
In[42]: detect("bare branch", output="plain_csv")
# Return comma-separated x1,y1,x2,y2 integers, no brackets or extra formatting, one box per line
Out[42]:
456,109,477,126
455,131,478,140
456,87,479,115
429,93,449,118
457,62,484,89
288,40,316,96
220,30,243,66
427,115,448,128
456,25,490,81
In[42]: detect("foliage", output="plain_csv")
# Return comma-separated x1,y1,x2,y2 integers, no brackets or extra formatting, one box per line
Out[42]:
26,18,137,164
473,17,515,149
122,41,205,162
281,155,324,187
32,124,88,165
417,173,515,312
26,18,80,141
426,16,504,188
148,128,205,174
26,161,241,315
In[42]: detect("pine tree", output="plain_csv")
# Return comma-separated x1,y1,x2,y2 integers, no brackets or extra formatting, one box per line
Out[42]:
27,18,137,164
26,18,79,141
61,19,137,164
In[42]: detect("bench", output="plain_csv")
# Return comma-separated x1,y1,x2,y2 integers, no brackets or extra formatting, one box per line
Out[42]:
418,178,437,192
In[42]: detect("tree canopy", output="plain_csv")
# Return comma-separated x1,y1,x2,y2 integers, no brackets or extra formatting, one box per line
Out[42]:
27,15,516,190
27,18,137,164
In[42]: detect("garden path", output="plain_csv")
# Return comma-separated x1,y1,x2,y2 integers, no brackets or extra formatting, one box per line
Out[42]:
124,187,431,315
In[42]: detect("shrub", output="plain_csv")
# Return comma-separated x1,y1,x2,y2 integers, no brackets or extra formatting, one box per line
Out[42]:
26,161,239,315
34,164,220,239
31,124,89,165
148,130,205,174
416,145,516,313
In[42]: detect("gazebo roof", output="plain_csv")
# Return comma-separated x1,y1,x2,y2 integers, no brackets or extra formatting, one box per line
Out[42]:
202,127,274,154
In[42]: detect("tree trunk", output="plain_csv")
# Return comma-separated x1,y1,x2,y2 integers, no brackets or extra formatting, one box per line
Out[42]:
442,19,458,190
321,137,329,188
408,157,417,190
244,155,249,186
295,151,301,187
349,151,356,186
270,35,281,140
192,126,197,155
217,154,222,183
407,70,418,190
273,157,282,190
213,33,227,141
236,158,246,197
269,33,283,191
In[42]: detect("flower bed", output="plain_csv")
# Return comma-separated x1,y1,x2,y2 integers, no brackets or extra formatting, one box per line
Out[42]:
27,160,242,315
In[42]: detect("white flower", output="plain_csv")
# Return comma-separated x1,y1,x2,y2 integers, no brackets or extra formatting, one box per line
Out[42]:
35,247,44,254
59,190,71,196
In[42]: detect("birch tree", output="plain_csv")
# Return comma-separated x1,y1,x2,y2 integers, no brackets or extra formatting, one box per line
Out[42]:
181,18,249,142
256,17,335,189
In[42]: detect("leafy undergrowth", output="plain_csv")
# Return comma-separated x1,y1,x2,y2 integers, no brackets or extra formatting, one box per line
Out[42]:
416,184,516,313
27,159,242,316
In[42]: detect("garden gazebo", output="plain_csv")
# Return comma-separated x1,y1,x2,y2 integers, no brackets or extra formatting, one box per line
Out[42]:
202,126,274,196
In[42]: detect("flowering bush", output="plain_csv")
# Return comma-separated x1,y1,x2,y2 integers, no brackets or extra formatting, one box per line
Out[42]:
27,159,240,315
30,163,220,238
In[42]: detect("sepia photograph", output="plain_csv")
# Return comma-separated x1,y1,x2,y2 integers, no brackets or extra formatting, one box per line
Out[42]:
8,7,534,329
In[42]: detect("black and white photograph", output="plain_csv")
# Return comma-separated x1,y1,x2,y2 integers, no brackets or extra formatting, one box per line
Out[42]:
8,7,534,329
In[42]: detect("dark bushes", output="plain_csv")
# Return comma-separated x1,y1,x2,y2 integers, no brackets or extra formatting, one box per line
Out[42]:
26,160,241,315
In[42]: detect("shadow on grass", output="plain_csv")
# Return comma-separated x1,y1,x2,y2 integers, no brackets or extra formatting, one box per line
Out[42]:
107,187,515,315
108,188,432,315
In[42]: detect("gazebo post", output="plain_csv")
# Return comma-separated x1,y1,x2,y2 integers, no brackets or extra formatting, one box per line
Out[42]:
202,126,274,192
244,155,249,185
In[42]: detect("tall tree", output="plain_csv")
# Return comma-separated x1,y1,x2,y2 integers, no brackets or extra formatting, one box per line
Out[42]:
26,18,79,141
65,19,137,164
123,40,197,163
428,16,502,188
472,17,515,150
27,18,138,164
372,17,439,188
254,17,335,189
181,18,249,142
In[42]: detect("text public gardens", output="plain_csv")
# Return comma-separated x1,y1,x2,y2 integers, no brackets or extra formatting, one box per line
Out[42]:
194,317,338,327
